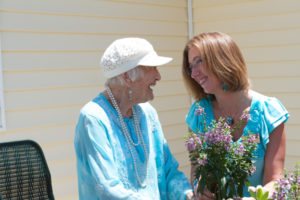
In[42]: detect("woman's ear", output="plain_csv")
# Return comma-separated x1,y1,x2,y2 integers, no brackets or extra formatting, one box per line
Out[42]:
120,72,132,87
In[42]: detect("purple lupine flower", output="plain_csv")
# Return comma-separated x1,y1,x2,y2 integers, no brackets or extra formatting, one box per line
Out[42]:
204,126,232,150
197,155,208,166
185,137,197,152
271,190,279,200
247,134,257,144
234,145,246,155
280,179,292,190
223,122,231,129
240,111,251,121
185,140,190,151
195,136,202,146
272,178,291,199
289,173,294,183
250,166,256,175
195,106,204,116
272,168,300,200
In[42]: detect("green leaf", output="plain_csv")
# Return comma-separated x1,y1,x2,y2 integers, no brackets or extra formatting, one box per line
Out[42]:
261,191,269,200
256,188,263,198
198,178,206,193
220,176,226,185
220,177,227,197
249,190,256,198
245,180,251,186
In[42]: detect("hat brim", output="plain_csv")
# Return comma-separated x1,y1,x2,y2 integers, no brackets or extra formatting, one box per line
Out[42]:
102,52,173,79
138,54,173,67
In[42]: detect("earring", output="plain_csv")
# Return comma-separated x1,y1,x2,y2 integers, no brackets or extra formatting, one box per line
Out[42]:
129,89,133,102
222,83,227,91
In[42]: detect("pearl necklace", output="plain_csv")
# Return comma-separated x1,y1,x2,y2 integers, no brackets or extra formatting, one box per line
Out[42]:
106,87,148,187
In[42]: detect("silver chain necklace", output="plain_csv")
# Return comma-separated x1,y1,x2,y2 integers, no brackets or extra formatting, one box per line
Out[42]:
106,87,148,187
217,103,239,126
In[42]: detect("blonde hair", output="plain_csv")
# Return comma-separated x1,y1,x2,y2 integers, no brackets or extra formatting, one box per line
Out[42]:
182,32,250,100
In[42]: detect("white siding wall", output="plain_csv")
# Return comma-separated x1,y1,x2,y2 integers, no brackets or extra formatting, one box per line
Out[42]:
0,0,190,199
193,0,300,171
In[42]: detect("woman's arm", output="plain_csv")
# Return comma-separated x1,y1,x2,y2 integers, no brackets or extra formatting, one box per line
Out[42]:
188,127,197,186
263,122,286,194
75,114,146,199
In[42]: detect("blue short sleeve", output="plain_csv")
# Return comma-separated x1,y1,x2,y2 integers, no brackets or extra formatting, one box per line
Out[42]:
262,97,289,134
185,98,213,134
186,101,200,133
251,92,290,150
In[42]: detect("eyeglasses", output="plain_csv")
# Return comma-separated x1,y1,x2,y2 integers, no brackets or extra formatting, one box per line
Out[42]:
186,57,203,76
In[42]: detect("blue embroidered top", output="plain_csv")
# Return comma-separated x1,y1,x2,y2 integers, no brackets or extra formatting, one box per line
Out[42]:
75,93,192,200
185,90,289,196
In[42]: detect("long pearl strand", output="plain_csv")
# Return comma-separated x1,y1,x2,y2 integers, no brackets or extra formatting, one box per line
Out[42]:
106,87,148,187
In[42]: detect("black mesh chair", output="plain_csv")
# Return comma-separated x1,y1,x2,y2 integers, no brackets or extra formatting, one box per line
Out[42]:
0,140,55,200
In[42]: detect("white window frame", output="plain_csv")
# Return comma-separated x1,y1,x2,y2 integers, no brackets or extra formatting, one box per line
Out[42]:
0,38,6,131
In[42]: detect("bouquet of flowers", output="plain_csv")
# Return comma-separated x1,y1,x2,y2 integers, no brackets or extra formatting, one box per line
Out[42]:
185,103,258,199
272,163,299,199
249,163,300,199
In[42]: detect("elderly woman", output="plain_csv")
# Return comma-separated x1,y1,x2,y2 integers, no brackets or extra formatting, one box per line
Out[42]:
74,38,194,200
182,32,289,198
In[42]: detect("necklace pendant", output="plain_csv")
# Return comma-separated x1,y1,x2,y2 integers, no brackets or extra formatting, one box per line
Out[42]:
226,117,234,126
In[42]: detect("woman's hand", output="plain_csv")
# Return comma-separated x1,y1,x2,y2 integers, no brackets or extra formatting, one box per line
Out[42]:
193,178,215,200
195,187,215,200
185,191,195,200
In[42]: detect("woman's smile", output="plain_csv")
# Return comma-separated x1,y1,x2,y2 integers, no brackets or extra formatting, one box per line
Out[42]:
199,77,207,85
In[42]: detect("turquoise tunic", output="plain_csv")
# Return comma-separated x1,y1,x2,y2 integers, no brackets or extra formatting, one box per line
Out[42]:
185,90,289,196
75,93,192,200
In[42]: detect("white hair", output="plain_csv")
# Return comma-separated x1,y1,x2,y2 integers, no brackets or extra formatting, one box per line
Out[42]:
105,66,144,87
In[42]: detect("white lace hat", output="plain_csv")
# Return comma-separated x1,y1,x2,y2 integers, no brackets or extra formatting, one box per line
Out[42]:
100,38,172,78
